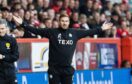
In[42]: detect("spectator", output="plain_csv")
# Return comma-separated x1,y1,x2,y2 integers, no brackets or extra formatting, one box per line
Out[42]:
21,0,28,10
90,12,102,29
27,0,33,4
18,8,25,19
89,12,106,37
52,0,63,13
104,26,117,37
13,2,22,10
7,12,16,30
79,0,93,18
24,10,31,24
79,14,90,30
92,1,101,12
0,0,130,39
39,11,49,22
36,0,44,12
100,13,106,23
72,22,80,29
62,0,71,15
1,0,8,8
74,0,79,10
54,12,60,21
59,7,67,15
47,8,55,20
42,0,50,11
111,11,120,27
43,18,53,28
112,3,121,16
117,20,129,37
101,1,113,14
121,60,131,68
70,10,79,28
52,19,59,28
120,3,129,13
1,7,9,19
27,3,35,11
104,11,111,22
126,11,132,22
129,24,132,35
69,0,76,12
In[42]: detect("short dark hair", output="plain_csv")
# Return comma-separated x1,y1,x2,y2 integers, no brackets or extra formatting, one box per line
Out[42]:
59,14,69,21
43,18,51,23
1,7,9,12
121,60,129,67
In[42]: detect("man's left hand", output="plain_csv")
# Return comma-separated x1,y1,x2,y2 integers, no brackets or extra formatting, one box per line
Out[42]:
0,54,4,59
101,21,113,31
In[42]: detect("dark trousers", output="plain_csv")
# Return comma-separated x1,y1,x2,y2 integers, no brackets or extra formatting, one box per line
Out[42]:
48,66,75,84
0,79,17,84
0,67,17,84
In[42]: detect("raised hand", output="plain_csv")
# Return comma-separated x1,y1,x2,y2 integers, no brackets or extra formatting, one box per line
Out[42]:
0,54,5,59
12,15,23,25
101,21,113,31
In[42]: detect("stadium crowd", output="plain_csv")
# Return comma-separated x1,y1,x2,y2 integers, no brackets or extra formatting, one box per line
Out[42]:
0,0,131,38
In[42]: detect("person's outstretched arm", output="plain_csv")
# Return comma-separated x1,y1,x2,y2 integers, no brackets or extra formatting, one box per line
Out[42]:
75,22,113,39
13,15,51,38
20,22,51,38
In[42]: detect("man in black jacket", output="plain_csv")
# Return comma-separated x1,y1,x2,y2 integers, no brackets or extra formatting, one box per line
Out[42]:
0,19,19,84
13,14,112,84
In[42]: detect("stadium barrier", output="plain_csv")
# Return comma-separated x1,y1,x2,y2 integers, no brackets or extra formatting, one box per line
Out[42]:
121,37,132,64
16,38,132,84
17,68,131,84
16,38,121,72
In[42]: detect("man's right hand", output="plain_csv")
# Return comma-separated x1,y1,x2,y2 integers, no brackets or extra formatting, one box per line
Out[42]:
13,15,23,25
0,54,5,60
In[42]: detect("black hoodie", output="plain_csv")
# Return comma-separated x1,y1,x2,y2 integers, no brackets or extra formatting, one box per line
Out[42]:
21,23,103,67
0,34,19,68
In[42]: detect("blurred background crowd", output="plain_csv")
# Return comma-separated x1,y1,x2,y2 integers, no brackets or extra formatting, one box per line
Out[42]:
0,0,132,38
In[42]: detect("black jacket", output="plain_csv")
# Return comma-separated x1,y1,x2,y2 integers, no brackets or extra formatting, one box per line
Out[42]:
21,23,103,67
0,34,19,68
